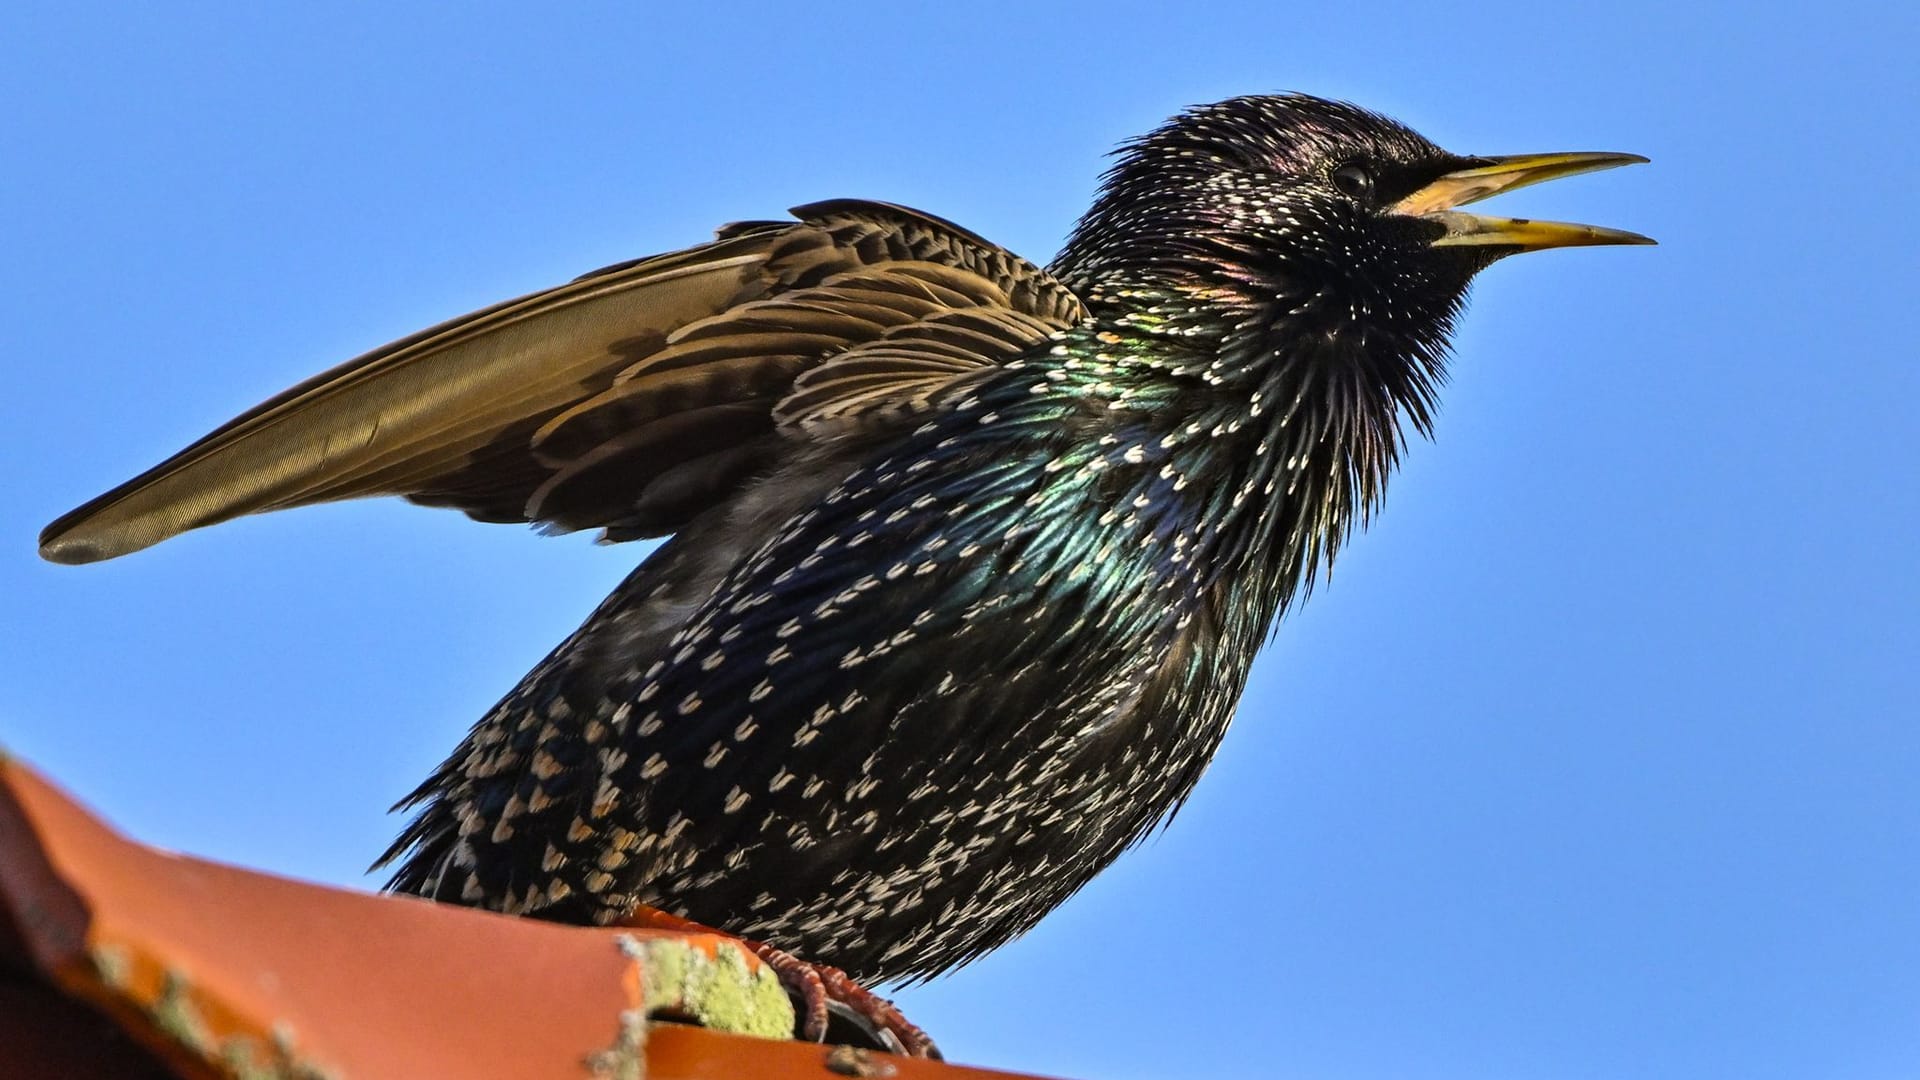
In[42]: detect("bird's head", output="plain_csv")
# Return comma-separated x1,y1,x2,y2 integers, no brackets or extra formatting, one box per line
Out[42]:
1055,93,1651,370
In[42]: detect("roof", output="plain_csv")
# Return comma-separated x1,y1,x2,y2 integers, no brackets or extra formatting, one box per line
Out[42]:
0,752,1062,1079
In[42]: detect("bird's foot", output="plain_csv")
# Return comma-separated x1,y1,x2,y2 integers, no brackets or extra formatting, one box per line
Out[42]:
745,939,940,1059
613,904,940,1059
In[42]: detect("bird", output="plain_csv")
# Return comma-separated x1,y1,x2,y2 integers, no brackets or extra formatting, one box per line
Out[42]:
39,94,1650,1055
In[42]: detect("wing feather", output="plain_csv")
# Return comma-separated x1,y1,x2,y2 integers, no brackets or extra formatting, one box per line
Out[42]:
40,201,1085,563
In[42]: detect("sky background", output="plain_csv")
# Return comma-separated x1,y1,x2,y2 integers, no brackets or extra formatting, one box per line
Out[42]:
4,4,1917,1078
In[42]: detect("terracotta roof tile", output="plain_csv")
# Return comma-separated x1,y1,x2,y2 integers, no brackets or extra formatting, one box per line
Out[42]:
0,754,1062,1079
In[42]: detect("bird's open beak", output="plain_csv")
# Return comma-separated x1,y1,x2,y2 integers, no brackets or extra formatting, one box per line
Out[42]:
1393,151,1655,250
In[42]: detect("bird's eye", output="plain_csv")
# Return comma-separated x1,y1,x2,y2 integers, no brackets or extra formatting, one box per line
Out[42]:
1331,163,1375,202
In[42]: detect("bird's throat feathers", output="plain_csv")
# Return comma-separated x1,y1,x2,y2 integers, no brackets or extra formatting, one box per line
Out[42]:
982,279,1452,635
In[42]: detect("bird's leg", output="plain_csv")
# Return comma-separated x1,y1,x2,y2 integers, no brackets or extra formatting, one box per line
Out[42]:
749,941,942,1060
611,904,940,1059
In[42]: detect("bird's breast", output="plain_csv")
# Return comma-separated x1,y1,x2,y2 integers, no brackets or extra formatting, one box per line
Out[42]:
540,386,1268,973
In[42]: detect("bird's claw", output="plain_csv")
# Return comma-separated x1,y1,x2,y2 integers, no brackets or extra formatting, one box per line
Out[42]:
610,905,939,1058
748,941,941,1059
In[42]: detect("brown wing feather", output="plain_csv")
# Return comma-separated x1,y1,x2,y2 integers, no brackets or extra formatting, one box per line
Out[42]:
39,201,1085,564
775,307,1064,435
37,234,782,563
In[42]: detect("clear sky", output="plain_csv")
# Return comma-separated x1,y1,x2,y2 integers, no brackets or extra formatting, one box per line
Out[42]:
4,5,1916,1078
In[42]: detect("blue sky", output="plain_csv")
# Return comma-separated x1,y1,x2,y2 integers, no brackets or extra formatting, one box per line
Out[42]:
4,5,1916,1078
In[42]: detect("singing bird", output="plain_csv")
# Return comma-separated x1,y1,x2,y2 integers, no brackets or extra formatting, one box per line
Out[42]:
41,95,1650,1055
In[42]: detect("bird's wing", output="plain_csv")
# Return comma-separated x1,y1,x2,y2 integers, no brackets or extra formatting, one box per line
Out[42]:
39,201,1083,564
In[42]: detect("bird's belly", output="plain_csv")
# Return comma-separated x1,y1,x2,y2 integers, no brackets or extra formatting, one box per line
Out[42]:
633,660,1240,983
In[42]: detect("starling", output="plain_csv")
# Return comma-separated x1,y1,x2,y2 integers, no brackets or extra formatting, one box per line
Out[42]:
40,95,1649,1054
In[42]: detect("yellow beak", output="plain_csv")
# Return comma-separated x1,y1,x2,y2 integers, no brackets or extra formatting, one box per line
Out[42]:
1393,151,1655,251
